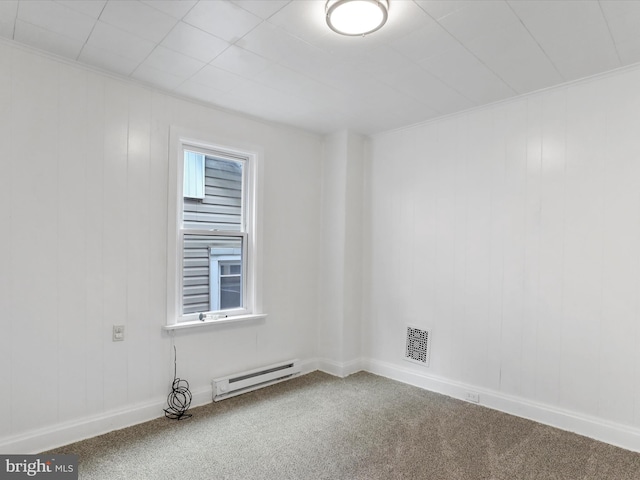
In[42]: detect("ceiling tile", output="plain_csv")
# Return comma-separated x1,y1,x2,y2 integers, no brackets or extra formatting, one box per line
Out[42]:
18,0,96,42
188,64,248,92
508,0,604,42
222,81,313,120
174,79,226,103
99,0,178,43
309,29,394,64
369,0,436,45
55,0,106,19
436,0,517,43
598,1,640,49
237,22,309,63
538,23,620,80
339,79,393,105
140,0,197,19
509,0,620,80
138,45,205,77
393,66,476,114
161,22,229,63
183,0,262,43
0,1,17,39
78,44,139,76
14,18,84,59
210,45,271,79
358,86,441,125
176,79,273,117
200,86,257,112
253,64,337,102
303,61,385,95
379,102,441,132
615,37,640,66
277,45,335,80
347,45,419,82
599,0,640,18
389,20,458,63
413,0,466,20
232,0,291,20
465,22,564,93
132,64,186,90
224,78,290,107
420,43,515,104
85,21,156,63
264,0,327,44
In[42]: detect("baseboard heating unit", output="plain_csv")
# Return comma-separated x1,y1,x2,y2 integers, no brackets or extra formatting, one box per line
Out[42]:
212,359,300,401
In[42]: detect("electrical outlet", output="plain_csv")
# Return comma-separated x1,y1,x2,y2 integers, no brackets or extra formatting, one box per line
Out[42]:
465,391,480,403
112,325,125,342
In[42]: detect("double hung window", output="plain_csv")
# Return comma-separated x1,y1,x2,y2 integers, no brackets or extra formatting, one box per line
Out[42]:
168,136,259,326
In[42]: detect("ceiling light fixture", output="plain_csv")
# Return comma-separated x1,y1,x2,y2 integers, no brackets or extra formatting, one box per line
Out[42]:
325,0,389,36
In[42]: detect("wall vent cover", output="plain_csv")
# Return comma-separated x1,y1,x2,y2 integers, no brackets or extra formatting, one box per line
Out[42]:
404,325,431,367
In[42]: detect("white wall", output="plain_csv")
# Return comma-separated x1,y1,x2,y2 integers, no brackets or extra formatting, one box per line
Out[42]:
317,131,366,375
366,63,640,448
0,41,323,452
318,131,347,365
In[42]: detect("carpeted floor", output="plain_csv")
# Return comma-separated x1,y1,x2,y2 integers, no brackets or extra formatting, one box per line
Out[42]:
46,371,640,479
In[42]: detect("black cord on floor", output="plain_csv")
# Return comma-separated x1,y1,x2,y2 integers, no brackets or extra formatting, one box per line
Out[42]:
164,345,192,420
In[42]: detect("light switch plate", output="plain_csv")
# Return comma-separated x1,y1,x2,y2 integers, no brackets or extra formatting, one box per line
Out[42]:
113,325,125,342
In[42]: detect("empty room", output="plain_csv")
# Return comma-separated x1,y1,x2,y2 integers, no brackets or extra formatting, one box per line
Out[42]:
1,0,640,478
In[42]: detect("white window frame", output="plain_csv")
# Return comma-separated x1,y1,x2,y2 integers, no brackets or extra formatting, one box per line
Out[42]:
165,128,266,330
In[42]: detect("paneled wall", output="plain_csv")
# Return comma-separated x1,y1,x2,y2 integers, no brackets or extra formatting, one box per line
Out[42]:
317,131,366,373
367,64,640,430
0,41,322,450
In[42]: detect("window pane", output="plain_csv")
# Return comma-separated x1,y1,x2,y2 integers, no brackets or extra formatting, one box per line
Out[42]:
183,151,205,199
220,275,241,310
182,234,243,315
220,262,241,276
183,154,243,231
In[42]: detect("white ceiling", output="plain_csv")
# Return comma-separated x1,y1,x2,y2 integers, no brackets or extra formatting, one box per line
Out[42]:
2,0,640,135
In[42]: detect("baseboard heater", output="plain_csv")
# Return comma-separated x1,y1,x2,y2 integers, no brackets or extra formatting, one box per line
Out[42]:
212,359,300,402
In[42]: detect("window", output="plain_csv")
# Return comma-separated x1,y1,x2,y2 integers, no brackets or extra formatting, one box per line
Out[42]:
167,133,262,327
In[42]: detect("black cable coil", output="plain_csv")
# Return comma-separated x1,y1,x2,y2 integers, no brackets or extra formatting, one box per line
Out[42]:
164,345,193,420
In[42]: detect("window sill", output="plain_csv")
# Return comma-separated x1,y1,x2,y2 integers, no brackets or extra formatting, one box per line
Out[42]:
163,313,267,332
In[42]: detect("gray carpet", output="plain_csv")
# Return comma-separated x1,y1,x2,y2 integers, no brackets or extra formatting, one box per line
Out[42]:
46,371,640,479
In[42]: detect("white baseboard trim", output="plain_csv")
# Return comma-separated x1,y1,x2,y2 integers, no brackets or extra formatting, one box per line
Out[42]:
0,358,319,454
316,357,365,378
365,358,640,453
298,357,320,375
5,356,638,454
0,387,213,455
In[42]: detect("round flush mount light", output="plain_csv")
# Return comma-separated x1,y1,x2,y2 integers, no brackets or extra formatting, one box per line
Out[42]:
325,0,389,36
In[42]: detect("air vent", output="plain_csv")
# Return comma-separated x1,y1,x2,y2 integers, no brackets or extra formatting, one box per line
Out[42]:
404,325,431,367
